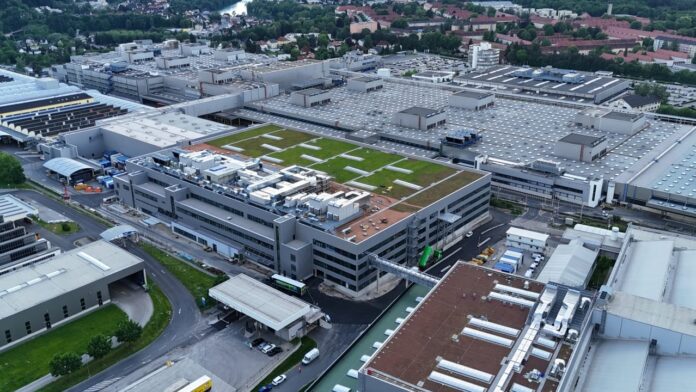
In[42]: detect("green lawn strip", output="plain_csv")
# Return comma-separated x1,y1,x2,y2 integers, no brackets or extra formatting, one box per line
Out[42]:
35,218,80,235
342,148,402,171
39,284,172,392
0,305,128,391
140,243,219,309
266,138,358,166
406,171,483,208
253,336,317,391
302,138,357,159
266,146,318,167
390,202,420,213
206,124,284,147
310,149,401,183
358,171,417,199
391,159,457,186
231,130,315,158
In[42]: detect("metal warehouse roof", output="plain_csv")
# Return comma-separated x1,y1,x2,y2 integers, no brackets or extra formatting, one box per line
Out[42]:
0,240,144,319
208,274,312,331
100,225,138,242
43,157,93,177
0,194,37,222
536,239,598,287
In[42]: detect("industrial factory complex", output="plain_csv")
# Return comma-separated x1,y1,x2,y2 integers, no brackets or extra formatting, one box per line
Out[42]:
114,125,489,295
3,30,696,392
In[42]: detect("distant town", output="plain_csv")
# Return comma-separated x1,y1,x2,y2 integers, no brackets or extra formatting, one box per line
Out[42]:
1,1,696,392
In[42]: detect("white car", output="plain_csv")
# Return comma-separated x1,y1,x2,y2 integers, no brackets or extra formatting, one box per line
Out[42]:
465,231,474,238
272,374,287,386
262,344,276,354
524,269,534,278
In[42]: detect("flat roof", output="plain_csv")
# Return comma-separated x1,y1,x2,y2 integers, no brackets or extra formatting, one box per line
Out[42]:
0,240,144,319
246,79,689,182
579,340,649,392
208,274,312,331
0,194,38,222
100,112,233,148
616,239,673,301
457,65,627,98
363,262,553,392
353,76,381,83
559,133,605,147
506,226,550,242
453,90,494,99
292,88,327,96
399,106,442,117
603,110,642,121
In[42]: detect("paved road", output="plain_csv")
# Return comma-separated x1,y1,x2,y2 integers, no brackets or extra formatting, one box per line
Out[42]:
68,243,208,392
5,190,207,392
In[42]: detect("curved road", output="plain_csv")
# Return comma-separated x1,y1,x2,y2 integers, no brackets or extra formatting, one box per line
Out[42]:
8,190,204,392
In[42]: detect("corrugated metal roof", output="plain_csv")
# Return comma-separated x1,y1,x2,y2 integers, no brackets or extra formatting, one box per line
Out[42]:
536,239,598,287
43,157,93,177
506,227,549,242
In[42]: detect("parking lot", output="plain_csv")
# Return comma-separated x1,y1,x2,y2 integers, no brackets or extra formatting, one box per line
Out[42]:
104,316,296,392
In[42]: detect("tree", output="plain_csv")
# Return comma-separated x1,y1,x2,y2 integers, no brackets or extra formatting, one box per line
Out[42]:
486,7,496,17
0,152,25,186
115,319,142,343
87,335,112,359
49,353,82,376
642,37,654,50
391,19,408,29
634,82,669,103
543,24,555,36
482,31,496,42
630,20,642,30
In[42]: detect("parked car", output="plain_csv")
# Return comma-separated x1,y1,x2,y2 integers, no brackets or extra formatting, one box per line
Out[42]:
268,346,283,356
258,342,272,352
465,231,474,238
530,261,539,269
251,338,264,347
258,384,273,392
272,375,287,386
524,269,534,278
262,344,276,354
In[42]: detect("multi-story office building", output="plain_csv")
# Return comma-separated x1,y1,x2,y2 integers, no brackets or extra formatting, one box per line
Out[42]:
114,126,490,296
467,42,501,70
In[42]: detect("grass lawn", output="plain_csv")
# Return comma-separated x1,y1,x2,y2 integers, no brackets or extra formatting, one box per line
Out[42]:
265,146,318,166
141,243,220,309
391,159,457,185
35,218,80,235
253,336,317,391
231,130,316,158
206,124,284,147
266,138,358,166
39,284,172,392
407,171,482,207
0,305,128,391
310,149,402,183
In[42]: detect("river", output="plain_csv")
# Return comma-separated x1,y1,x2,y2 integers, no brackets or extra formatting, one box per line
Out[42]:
220,0,252,15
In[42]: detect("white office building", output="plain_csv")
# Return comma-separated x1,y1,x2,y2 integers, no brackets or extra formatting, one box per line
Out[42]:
467,42,500,70
505,226,549,253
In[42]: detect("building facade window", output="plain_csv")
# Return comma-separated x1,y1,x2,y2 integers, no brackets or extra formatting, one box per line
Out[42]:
63,305,69,319
97,291,103,306
25,321,32,335
80,298,86,310
44,313,52,329
4,329,11,343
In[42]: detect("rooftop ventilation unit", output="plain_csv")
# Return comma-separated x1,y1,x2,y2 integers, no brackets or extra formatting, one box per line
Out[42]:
436,359,494,384
428,371,486,392
461,327,514,347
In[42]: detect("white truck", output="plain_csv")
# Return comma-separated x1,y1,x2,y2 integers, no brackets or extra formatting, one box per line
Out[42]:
302,348,320,365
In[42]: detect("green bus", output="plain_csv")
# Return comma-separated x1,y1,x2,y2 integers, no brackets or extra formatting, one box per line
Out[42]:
271,274,307,296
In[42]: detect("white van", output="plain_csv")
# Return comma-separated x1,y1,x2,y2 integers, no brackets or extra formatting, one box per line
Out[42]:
302,348,320,365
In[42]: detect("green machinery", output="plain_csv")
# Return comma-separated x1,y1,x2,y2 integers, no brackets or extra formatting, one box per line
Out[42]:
418,245,443,271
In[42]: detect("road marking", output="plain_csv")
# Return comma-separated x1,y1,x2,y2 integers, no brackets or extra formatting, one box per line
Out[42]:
440,265,452,273
478,237,491,247
178,308,182,314
440,247,461,263
83,377,122,392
